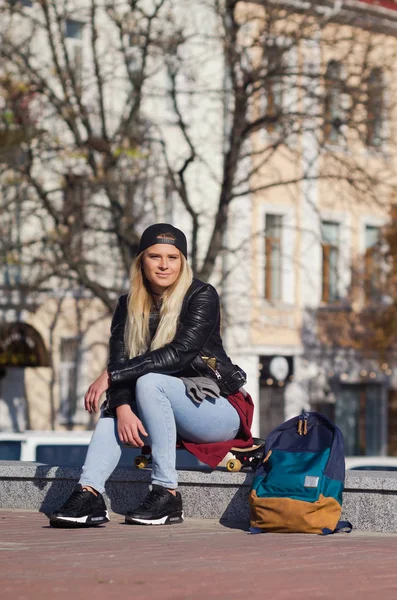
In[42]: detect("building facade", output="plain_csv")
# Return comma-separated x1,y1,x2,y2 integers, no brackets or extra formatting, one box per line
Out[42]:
225,0,397,454
1,0,397,460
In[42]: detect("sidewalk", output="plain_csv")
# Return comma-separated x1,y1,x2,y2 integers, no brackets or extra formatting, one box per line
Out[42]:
1,510,397,600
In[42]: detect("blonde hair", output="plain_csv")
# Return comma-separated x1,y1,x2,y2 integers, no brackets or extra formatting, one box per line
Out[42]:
124,249,193,358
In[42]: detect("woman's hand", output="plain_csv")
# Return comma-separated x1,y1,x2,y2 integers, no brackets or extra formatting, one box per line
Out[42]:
116,405,148,447
84,369,110,413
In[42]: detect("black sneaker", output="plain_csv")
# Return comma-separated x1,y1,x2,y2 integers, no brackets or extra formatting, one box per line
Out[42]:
125,485,183,526
49,484,109,528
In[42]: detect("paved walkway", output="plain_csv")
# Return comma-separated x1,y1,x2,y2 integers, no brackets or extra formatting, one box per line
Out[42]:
1,510,397,599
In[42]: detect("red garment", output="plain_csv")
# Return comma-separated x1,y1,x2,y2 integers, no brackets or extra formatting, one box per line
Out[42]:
358,0,397,12
181,391,255,468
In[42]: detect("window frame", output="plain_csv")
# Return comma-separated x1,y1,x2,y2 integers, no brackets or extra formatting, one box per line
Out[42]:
323,60,346,146
364,224,383,304
65,19,84,40
321,221,340,304
65,20,84,87
366,67,385,149
8,0,33,7
260,37,298,142
264,214,283,302
59,336,81,425
63,173,86,256
263,45,285,134
317,211,351,306
256,203,296,306
359,217,387,302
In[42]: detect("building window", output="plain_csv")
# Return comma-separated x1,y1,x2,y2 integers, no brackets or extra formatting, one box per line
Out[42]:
63,174,85,256
364,225,382,302
65,20,84,85
321,221,340,303
59,337,80,424
3,192,23,288
335,383,385,456
264,214,282,301
126,34,142,77
4,253,21,287
8,0,33,7
366,68,384,148
72,44,83,89
324,61,344,144
66,19,84,40
263,45,285,134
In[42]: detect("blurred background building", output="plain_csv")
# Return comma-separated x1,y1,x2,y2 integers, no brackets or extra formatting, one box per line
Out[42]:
1,0,397,458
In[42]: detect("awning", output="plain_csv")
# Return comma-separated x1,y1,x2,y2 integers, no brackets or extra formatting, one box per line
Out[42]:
0,322,50,367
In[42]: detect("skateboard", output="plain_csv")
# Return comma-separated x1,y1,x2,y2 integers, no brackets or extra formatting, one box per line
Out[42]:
224,438,266,472
134,445,153,469
133,443,191,469
133,438,266,473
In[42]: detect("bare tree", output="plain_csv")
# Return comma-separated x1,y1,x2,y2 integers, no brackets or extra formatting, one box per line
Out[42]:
158,0,397,343
0,0,173,313
1,0,397,316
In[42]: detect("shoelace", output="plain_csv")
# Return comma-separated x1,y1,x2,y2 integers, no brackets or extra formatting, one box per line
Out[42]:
60,490,86,511
138,488,167,510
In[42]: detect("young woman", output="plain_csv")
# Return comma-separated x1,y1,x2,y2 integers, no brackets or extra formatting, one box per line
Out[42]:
49,223,254,528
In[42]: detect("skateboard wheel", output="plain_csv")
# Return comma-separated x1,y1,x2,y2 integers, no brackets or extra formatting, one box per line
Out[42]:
134,455,148,469
226,459,242,472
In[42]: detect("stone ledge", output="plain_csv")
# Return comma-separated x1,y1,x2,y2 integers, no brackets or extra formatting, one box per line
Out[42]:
1,461,397,532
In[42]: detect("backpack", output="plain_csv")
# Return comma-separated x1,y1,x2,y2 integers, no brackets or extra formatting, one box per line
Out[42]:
249,411,352,535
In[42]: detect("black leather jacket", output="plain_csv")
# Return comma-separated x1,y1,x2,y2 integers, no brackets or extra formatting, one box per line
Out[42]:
104,278,246,412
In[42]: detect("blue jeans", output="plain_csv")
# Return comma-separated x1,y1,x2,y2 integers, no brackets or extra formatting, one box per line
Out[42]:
79,373,240,491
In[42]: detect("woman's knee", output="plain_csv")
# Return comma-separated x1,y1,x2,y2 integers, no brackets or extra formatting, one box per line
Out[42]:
135,372,167,399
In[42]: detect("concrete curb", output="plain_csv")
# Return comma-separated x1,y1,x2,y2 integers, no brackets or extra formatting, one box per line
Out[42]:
1,461,397,531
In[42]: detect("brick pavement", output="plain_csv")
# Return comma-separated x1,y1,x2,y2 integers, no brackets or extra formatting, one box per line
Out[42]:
1,510,397,600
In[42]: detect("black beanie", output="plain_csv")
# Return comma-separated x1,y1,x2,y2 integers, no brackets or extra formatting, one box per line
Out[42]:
137,223,188,258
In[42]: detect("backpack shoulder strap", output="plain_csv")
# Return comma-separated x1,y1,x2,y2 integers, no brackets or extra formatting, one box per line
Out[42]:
322,520,353,535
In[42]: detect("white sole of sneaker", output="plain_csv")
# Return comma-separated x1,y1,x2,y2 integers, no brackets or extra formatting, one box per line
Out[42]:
50,510,109,527
126,511,184,526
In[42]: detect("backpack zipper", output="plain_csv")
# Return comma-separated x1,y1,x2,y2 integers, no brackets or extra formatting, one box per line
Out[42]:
298,412,309,436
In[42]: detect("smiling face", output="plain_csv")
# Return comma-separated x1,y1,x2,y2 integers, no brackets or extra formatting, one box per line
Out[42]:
142,244,182,295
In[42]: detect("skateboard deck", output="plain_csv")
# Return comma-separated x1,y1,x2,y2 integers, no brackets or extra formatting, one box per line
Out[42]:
230,441,265,453
226,438,265,472
133,439,266,473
